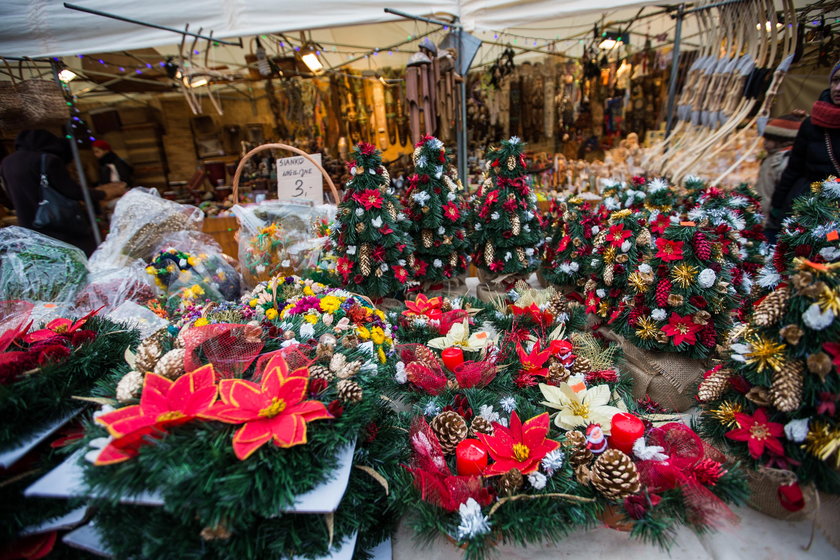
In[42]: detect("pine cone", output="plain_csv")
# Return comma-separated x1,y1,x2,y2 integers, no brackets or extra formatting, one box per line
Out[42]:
754,285,790,327
415,345,444,370
386,201,397,222
441,298,453,312
693,231,712,260
470,415,494,437
309,364,334,381
697,367,732,402
655,279,672,307
430,411,468,454
449,252,458,267
570,355,592,375
422,229,433,249
546,293,568,317
359,243,372,276
116,370,144,403
484,242,495,266
590,449,641,501
506,156,516,171
355,222,366,233
135,339,162,372
548,362,571,384
637,228,652,247
516,247,526,265
563,430,593,468
511,214,521,236
770,359,804,413
337,379,363,403
604,264,614,286
497,468,523,496
153,349,185,380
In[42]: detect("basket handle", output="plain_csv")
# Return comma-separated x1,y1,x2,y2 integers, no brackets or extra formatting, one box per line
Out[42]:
232,143,340,205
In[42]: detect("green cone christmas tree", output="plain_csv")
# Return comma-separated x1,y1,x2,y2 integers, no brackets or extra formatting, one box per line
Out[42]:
614,221,736,359
332,142,415,298
471,137,542,281
540,197,604,289
403,135,471,288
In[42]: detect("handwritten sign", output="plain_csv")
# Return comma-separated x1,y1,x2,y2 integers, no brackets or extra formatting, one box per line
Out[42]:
277,153,323,203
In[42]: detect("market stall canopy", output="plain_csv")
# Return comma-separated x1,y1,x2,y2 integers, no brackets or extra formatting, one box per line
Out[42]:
0,0,664,59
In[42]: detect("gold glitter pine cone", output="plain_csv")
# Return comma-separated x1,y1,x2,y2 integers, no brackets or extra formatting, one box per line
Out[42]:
770,359,804,413
116,370,144,403
153,348,186,380
134,338,163,372
590,449,642,501
430,410,468,454
697,368,732,402
754,285,790,327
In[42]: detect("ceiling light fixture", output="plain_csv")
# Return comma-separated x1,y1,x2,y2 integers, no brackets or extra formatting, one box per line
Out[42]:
58,69,78,82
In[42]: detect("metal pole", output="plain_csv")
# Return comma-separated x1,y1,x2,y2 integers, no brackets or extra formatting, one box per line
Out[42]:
383,8,461,29
457,26,468,186
51,61,102,245
63,3,242,47
665,4,685,137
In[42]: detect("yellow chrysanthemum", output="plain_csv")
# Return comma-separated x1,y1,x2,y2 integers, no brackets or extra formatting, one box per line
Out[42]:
249,298,259,308
194,317,209,327
319,295,342,314
303,286,315,296
378,346,387,364
145,266,156,275
356,326,371,340
303,313,318,324
265,308,278,320
370,327,385,345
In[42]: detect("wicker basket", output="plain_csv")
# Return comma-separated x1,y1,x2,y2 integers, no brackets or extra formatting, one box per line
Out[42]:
19,79,69,125
746,466,817,522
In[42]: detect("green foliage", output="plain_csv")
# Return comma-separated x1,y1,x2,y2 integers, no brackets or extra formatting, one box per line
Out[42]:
0,316,139,452
331,142,415,298
471,137,542,276
403,136,472,284
541,198,604,288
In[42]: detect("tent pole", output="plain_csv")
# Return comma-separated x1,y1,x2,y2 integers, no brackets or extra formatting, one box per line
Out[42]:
457,25,468,186
665,4,685,138
51,60,102,245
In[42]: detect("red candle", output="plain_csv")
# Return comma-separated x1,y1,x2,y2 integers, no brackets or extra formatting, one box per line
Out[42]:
456,439,488,476
441,347,465,371
609,413,645,455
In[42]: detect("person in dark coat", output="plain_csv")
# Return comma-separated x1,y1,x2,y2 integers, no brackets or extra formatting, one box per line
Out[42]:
91,139,133,187
768,61,840,240
0,129,124,255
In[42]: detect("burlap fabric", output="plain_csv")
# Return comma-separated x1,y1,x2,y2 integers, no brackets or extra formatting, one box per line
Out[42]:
746,466,817,522
600,328,707,412
420,275,469,299
475,269,529,303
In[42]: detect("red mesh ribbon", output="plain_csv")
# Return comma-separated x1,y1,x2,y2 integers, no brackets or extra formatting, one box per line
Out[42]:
405,417,493,511
252,346,313,383
454,360,497,389
182,324,264,379
0,300,34,352
637,423,738,528
397,344,447,395
438,309,469,335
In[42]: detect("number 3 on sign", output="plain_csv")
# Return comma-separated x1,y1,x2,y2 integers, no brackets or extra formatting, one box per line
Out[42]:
276,154,323,203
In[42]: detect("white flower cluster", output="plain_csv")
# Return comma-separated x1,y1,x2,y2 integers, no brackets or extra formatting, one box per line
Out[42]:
412,191,431,205
803,303,834,330
456,498,491,541
697,268,717,288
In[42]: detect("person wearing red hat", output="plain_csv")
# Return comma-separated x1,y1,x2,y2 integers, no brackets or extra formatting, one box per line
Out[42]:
91,139,133,188
755,114,803,221
768,61,840,240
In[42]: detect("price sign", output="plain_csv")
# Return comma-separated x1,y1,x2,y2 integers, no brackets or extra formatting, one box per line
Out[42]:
277,153,323,203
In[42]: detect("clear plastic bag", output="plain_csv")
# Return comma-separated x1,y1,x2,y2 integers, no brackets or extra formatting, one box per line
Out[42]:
89,188,204,272
0,226,88,303
106,301,169,339
232,201,336,288
75,259,157,314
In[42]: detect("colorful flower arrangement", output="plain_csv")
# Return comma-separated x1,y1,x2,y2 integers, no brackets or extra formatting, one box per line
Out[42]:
146,247,241,314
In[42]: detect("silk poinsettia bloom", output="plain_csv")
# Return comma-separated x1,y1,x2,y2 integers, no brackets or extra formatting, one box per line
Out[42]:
725,408,785,459
402,294,443,321
205,353,333,460
478,411,560,476
605,224,632,247
352,188,383,210
661,312,703,346
427,320,492,352
655,237,684,262
442,202,461,221
94,365,218,465
516,342,553,378
24,307,101,344
539,382,621,434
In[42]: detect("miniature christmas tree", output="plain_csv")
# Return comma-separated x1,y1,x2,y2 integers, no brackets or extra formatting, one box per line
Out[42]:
403,135,471,289
331,142,415,298
618,222,736,359
471,137,542,282
540,197,604,289
584,208,655,324
698,254,840,493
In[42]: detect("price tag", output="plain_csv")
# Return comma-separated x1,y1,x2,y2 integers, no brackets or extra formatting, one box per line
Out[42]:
277,153,323,203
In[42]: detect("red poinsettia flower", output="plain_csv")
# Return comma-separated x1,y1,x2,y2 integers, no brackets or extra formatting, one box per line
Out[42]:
516,342,553,378
655,238,684,262
725,408,785,459
402,294,443,320
489,260,504,272
393,265,409,284
650,214,671,235
205,353,333,460
23,307,101,344
336,257,354,281
824,342,840,373
585,292,600,314
510,303,554,328
380,225,394,235
478,412,560,475
352,188,383,210
95,365,218,465
606,224,632,247
660,312,702,346
556,235,571,253
357,142,376,155
442,202,461,221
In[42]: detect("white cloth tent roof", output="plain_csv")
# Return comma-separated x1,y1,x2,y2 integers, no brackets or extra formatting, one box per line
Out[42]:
0,0,662,59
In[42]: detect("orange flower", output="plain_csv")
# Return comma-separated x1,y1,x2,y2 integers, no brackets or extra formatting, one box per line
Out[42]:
204,353,332,460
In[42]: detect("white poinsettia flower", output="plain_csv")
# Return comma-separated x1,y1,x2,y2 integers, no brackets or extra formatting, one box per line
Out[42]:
539,383,621,434
427,319,493,351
